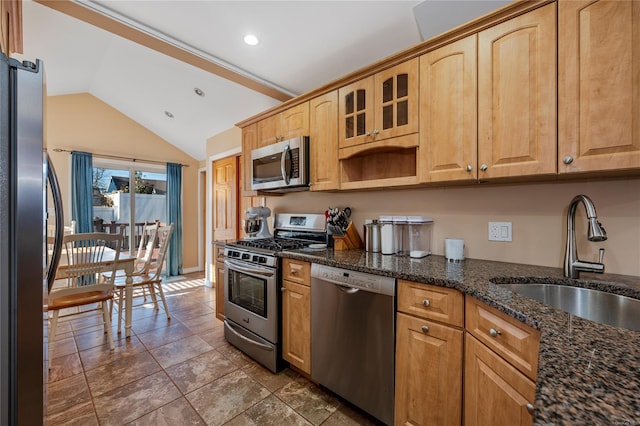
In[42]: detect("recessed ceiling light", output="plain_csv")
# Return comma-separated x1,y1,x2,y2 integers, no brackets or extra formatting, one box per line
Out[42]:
243,34,259,46
194,87,205,97
164,111,174,118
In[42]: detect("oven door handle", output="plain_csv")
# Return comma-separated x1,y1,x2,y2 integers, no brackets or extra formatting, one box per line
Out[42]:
224,320,274,351
224,259,275,277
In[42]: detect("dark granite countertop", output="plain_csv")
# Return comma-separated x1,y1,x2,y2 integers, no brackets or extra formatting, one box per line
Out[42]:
279,248,640,425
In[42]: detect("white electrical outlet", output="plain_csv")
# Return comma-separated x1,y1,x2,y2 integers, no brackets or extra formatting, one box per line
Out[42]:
489,222,512,242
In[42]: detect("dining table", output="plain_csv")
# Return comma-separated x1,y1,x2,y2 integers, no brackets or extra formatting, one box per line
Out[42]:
54,247,137,338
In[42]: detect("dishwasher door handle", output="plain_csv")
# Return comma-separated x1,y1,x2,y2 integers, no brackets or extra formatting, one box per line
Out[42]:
336,284,360,294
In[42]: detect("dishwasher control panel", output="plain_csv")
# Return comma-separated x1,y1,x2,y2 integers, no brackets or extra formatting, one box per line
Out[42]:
311,263,396,296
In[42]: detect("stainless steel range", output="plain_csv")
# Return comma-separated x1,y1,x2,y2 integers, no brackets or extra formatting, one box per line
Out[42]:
223,213,326,372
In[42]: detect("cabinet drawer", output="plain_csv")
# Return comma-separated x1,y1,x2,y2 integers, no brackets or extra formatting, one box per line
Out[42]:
398,280,464,327
465,296,540,381
215,244,225,260
282,258,311,285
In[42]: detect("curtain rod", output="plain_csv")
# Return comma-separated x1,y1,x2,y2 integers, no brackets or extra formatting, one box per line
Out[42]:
51,148,190,167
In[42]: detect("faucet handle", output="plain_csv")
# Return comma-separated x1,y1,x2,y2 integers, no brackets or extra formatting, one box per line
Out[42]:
598,248,605,264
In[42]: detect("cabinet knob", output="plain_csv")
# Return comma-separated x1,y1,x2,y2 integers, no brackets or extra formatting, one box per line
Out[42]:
563,156,574,164
526,403,534,415
422,299,430,307
421,325,430,333
365,131,371,137
373,129,379,135
280,287,286,292
466,165,473,172
489,328,502,338
480,164,488,172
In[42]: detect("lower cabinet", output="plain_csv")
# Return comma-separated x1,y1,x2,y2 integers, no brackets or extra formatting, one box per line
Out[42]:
395,280,464,426
464,333,536,426
281,259,311,374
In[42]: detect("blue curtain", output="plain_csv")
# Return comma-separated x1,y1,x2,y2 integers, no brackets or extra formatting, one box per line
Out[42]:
71,151,93,233
166,162,183,276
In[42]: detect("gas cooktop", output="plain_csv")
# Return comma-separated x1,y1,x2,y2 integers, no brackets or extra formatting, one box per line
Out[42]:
232,237,309,252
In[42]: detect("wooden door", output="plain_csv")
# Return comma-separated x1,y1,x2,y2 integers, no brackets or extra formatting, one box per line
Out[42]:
395,313,463,426
310,91,340,191
464,333,535,426
282,279,311,374
338,77,375,149
375,58,419,141
420,35,477,183
478,3,557,180
280,102,309,141
558,0,640,173
212,156,237,241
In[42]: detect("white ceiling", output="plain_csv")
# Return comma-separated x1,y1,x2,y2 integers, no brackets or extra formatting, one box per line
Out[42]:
16,0,509,161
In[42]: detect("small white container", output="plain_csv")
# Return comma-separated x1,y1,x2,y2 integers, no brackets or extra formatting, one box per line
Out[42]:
408,216,433,258
379,216,395,255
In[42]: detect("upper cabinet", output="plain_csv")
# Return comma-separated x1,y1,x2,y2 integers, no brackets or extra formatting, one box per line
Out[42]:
477,3,557,180
257,102,310,147
338,59,419,150
309,91,340,191
241,124,257,195
558,0,640,174
420,35,478,183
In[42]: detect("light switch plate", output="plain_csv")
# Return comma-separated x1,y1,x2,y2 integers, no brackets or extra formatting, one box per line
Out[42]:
489,222,512,242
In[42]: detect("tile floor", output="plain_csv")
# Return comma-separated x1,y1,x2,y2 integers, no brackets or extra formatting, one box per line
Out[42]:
46,273,384,425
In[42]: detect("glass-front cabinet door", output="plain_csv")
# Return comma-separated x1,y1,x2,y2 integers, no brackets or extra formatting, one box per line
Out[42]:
338,78,374,149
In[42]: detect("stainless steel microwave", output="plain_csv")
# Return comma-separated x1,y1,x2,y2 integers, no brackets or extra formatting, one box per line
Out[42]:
251,136,309,192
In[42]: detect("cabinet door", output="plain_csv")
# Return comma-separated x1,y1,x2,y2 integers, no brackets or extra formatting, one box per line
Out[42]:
420,35,477,183
558,0,640,173
241,124,258,195
464,333,535,426
395,313,463,426
280,102,309,140
375,58,419,141
256,114,280,147
478,3,557,179
310,91,340,191
339,77,375,149
282,280,311,374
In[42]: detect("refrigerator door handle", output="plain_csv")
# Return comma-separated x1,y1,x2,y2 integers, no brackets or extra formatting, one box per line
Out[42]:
46,154,64,292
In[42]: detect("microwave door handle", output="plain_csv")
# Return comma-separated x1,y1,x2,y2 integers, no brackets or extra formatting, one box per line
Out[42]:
280,145,290,185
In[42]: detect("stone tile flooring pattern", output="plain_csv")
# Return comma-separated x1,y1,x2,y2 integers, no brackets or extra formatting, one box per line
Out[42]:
46,273,385,425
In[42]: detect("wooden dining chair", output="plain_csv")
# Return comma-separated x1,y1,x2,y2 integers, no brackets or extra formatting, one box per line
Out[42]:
104,221,158,279
111,223,174,333
48,232,123,368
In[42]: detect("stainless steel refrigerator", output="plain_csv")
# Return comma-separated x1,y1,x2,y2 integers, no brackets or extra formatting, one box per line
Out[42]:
0,52,63,425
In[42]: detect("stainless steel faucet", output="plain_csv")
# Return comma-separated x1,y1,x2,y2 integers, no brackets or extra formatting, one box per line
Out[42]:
564,194,607,278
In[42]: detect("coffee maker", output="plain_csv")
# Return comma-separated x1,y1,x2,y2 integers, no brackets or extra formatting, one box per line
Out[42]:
242,206,272,239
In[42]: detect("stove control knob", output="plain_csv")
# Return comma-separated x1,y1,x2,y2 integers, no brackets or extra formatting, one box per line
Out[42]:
259,257,267,264
241,253,250,260
252,255,259,262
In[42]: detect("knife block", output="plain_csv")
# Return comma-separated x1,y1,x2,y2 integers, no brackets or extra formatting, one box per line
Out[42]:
333,222,363,250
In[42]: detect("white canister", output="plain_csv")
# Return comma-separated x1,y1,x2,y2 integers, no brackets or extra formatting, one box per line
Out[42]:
379,216,395,255
445,238,465,262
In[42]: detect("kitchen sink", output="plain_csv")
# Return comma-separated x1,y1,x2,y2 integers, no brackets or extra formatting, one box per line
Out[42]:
495,283,640,332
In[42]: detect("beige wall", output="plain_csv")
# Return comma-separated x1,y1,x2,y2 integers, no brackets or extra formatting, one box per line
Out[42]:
46,93,200,272
262,179,640,277
206,126,241,158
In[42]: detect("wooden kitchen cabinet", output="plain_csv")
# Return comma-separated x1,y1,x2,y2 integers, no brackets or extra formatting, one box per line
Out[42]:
464,296,539,426
395,281,464,426
241,124,258,195
281,258,311,374
339,58,418,149
420,35,477,183
338,59,420,190
257,102,309,147
214,243,225,321
477,3,557,180
465,333,536,426
558,0,640,174
309,91,340,191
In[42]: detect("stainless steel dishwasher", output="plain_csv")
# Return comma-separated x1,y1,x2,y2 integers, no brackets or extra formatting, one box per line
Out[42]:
311,263,396,425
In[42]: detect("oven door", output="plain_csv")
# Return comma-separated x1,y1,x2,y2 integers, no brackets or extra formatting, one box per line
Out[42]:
224,258,278,343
